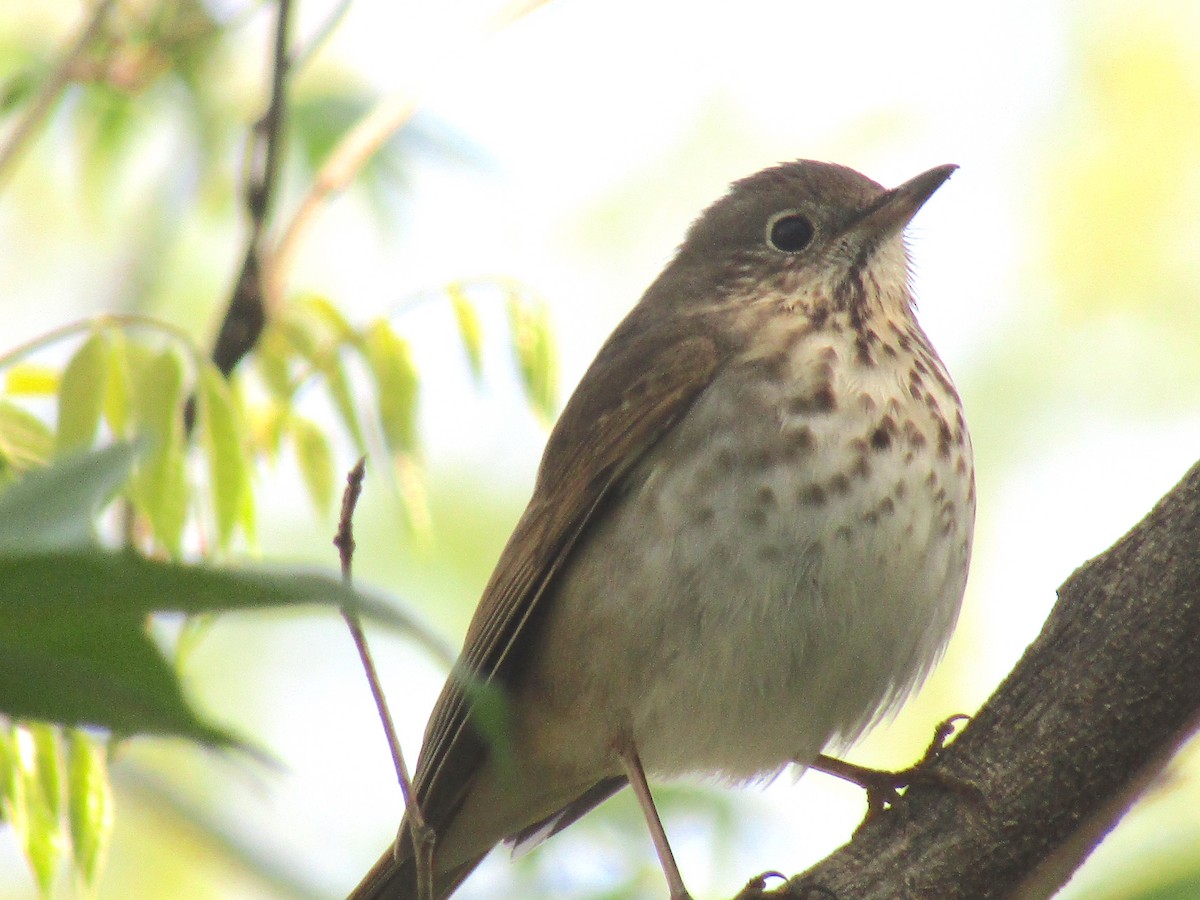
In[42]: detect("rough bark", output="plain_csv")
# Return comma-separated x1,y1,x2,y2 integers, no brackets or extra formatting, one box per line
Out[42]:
738,459,1200,899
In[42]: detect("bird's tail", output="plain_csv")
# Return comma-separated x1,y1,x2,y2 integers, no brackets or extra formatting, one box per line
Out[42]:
346,842,484,900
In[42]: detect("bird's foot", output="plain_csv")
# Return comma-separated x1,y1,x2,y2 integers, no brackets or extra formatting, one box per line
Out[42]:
810,714,979,832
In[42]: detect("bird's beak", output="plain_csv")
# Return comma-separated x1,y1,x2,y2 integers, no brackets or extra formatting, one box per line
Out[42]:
845,163,958,242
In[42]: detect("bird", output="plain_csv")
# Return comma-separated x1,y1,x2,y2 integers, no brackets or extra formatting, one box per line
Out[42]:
348,159,975,900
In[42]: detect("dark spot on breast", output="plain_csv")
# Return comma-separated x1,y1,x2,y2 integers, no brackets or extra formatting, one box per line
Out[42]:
862,510,878,525
829,473,851,496
851,456,871,479
787,384,837,415
894,480,907,500
834,268,866,311
870,416,896,450
855,334,875,366
798,484,827,506
904,421,926,450
693,506,715,526
878,496,895,517
756,485,777,508
810,306,830,329
742,507,768,528
782,425,816,459
937,419,953,458
746,351,791,383
716,448,735,473
955,455,968,475
835,525,853,542
759,545,783,562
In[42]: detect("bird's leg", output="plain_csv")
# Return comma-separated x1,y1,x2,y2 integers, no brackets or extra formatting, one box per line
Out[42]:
809,715,976,830
614,738,693,900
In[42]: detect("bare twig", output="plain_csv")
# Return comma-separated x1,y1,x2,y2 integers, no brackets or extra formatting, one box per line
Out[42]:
0,0,119,193
334,458,435,899
267,0,555,307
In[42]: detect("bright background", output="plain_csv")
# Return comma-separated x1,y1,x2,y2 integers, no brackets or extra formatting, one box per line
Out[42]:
2,0,1200,897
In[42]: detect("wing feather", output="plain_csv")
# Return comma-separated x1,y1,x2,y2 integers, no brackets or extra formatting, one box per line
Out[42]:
413,328,723,837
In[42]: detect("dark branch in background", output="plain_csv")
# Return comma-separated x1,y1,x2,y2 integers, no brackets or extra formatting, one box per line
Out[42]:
334,459,435,897
734,459,1200,900
185,0,293,432
212,0,292,375
0,0,119,193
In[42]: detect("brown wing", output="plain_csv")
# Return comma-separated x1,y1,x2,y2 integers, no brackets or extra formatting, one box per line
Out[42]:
413,323,723,836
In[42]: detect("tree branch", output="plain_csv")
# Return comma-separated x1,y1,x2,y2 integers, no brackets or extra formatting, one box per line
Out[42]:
738,458,1200,899
0,0,119,193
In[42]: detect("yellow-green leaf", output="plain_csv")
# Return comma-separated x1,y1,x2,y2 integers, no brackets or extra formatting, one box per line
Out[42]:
199,365,248,549
291,417,334,516
298,294,356,343
0,402,54,475
506,292,558,424
4,364,59,397
102,331,132,437
129,349,188,555
255,325,295,401
321,353,366,451
362,321,419,456
66,730,113,890
394,453,431,548
56,332,110,455
13,724,66,896
28,724,62,820
448,283,484,382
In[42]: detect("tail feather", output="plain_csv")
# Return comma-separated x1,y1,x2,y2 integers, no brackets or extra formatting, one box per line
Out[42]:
346,844,484,900
507,776,627,859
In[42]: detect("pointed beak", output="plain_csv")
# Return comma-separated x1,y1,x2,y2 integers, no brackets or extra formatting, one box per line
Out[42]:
844,163,958,242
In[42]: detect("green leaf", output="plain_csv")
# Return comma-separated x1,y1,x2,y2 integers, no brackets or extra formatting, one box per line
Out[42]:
11,724,66,895
321,353,366,451
506,292,558,424
0,443,138,555
102,331,133,437
0,401,54,477
56,332,110,455
129,349,188,555
66,730,113,890
447,284,484,382
4,363,59,396
199,365,248,548
0,550,449,739
254,326,295,402
28,724,62,820
291,417,334,516
362,321,419,456
297,294,356,343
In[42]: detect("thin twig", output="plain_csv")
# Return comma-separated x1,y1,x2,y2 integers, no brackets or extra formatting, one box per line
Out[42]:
334,459,435,899
267,0,555,308
0,0,119,193
202,0,294,389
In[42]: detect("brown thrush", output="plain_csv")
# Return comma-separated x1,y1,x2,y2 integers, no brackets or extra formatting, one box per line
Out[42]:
349,160,975,899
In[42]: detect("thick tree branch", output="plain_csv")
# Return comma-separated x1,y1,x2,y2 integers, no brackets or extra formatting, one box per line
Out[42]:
738,458,1200,899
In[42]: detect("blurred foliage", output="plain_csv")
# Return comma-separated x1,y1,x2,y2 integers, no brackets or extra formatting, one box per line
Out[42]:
0,1,557,896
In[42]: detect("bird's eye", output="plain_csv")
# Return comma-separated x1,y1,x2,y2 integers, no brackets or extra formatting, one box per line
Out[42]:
766,211,815,254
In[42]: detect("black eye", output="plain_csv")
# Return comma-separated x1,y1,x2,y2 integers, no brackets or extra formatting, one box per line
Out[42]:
766,211,815,253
